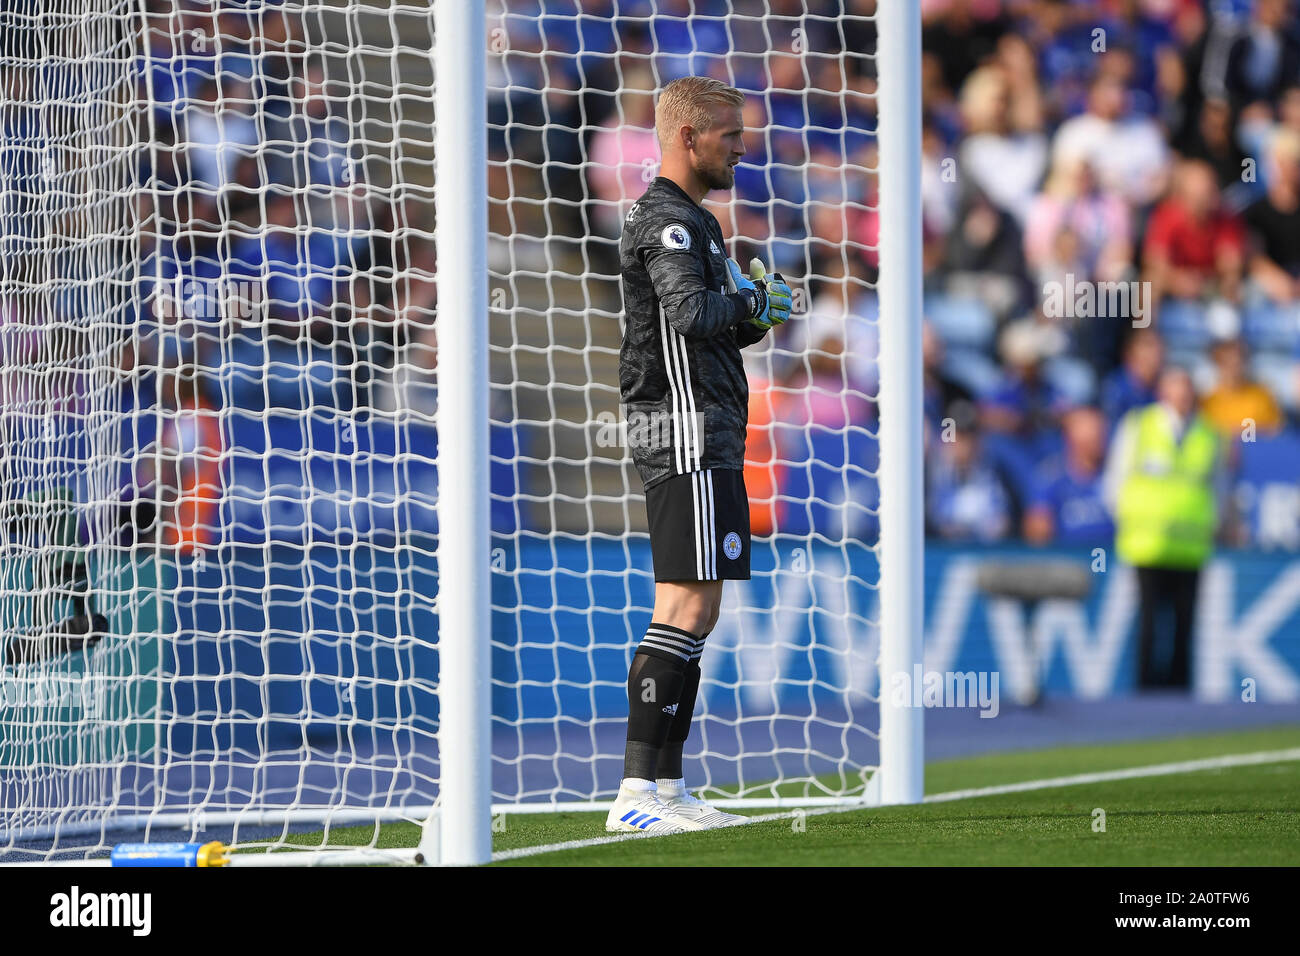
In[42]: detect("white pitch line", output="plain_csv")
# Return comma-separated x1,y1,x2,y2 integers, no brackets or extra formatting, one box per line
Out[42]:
490,747,1300,863
488,806,825,862
922,747,1300,803
10,749,1298,867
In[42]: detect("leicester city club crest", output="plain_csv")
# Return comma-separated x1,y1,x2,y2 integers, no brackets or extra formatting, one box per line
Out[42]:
723,532,742,560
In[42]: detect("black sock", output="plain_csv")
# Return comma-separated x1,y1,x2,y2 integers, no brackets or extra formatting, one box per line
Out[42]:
656,660,700,780
622,623,696,781
657,630,707,780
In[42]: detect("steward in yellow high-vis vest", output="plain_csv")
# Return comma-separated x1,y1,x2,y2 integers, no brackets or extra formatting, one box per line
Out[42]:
1103,365,1219,690
1114,403,1218,569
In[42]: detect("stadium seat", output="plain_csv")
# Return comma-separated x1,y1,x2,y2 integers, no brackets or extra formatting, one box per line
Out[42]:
1156,298,1210,353
925,294,996,352
220,410,525,541
1044,355,1097,406
941,346,1002,398
1242,300,1300,353
1250,351,1299,414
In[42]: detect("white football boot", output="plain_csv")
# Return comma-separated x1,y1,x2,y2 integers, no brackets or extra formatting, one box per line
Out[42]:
655,778,749,829
605,784,687,834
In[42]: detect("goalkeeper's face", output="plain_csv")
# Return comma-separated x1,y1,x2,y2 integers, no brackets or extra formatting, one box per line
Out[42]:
693,104,746,192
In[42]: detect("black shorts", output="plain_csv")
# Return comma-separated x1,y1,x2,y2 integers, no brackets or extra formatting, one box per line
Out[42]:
645,468,751,582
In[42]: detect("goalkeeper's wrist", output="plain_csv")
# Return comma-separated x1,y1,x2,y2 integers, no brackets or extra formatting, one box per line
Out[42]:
731,287,767,323
725,290,756,326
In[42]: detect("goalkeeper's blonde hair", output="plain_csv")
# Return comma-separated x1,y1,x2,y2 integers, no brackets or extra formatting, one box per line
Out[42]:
655,77,745,149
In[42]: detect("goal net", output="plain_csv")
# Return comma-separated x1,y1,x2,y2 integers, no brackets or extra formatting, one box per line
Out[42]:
0,0,917,865
486,0,898,815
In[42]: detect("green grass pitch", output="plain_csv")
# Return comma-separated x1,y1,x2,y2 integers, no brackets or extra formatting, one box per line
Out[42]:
273,725,1300,866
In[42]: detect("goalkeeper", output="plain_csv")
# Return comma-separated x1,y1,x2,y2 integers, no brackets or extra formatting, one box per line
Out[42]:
608,76,794,834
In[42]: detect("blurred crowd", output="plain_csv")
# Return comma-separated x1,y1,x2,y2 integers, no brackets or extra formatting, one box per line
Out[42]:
7,0,1300,549
0,2,439,547
126,0,436,425
912,0,1300,549
487,0,1300,548
496,0,1300,548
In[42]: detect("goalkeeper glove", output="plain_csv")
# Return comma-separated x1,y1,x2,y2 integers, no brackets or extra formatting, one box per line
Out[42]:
726,257,793,330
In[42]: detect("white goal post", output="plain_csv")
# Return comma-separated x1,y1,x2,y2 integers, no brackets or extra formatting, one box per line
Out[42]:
874,0,925,808
431,0,491,869
0,0,922,867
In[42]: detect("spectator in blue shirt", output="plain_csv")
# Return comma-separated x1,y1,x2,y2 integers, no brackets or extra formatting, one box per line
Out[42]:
927,404,1018,542
922,321,975,438
979,318,1072,497
1099,326,1164,429
1223,0,1300,114
1023,405,1114,546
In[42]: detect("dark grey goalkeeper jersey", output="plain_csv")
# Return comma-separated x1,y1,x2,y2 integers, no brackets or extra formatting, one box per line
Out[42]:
618,177,769,490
